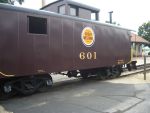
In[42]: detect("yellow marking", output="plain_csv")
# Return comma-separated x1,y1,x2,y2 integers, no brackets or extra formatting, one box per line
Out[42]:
87,52,92,59
37,70,46,73
81,27,95,47
93,52,97,59
117,60,124,64
83,29,94,45
79,52,86,60
0,71,14,77
79,52,97,60
127,48,133,64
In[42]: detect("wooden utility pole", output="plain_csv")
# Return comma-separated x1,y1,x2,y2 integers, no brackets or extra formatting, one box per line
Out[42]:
144,55,146,80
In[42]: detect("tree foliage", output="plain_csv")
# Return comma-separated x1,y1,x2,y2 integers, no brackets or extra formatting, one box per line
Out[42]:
0,0,8,3
0,0,24,5
138,21,150,42
16,0,24,4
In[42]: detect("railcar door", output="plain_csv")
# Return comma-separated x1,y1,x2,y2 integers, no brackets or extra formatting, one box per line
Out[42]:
19,13,50,75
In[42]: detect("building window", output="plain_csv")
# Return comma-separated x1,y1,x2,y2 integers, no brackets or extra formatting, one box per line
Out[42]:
70,6,78,16
28,16,47,34
91,12,96,20
58,5,66,14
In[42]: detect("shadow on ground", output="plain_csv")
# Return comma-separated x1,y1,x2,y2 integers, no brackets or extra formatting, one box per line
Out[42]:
0,76,149,113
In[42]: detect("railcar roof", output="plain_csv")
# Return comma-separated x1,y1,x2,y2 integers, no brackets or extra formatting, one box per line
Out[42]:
41,0,100,12
0,3,133,31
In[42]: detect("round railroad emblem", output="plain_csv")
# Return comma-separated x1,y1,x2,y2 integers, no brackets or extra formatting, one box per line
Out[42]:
81,27,95,47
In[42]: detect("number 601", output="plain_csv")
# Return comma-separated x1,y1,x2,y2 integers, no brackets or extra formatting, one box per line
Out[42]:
79,52,96,60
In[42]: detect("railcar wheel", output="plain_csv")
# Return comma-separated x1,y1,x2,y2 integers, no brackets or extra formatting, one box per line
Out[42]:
0,82,16,100
96,69,110,80
13,74,53,95
15,78,39,95
81,74,88,79
110,66,121,78
67,71,78,78
38,75,53,92
97,71,105,80
80,71,89,79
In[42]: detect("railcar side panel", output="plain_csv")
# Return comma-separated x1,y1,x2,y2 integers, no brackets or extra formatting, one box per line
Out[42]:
0,9,19,76
49,16,63,72
0,4,131,78
62,19,74,70
18,13,36,75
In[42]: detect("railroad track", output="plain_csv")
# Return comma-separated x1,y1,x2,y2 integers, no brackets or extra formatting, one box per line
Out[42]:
121,63,150,77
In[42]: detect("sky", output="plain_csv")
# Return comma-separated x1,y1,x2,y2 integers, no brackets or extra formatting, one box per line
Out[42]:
15,0,150,32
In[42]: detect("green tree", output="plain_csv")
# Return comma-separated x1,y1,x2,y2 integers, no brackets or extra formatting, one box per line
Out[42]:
0,0,8,3
0,0,24,5
16,0,24,4
138,21,150,42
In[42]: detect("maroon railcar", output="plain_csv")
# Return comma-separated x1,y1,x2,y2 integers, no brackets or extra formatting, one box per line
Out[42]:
0,4,131,95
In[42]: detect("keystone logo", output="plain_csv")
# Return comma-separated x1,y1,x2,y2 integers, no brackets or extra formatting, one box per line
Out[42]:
81,27,95,47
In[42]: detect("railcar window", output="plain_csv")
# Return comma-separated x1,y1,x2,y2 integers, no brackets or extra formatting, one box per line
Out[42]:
70,6,78,16
91,12,96,20
58,5,65,14
28,16,47,34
